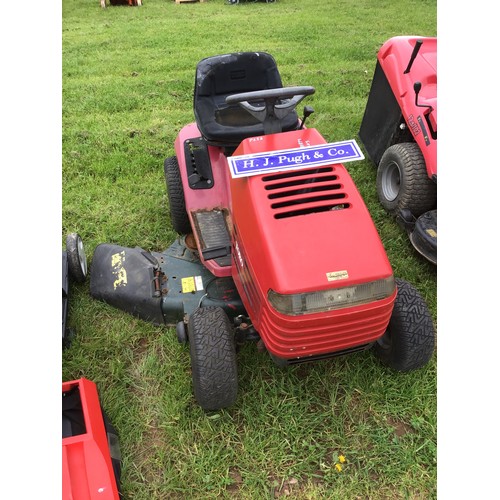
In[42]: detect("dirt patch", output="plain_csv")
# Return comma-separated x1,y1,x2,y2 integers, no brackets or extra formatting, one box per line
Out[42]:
226,467,243,494
387,416,413,437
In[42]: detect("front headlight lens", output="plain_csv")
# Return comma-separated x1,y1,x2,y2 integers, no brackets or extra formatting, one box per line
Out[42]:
268,276,395,316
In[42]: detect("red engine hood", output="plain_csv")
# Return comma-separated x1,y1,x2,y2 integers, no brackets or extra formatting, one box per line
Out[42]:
230,129,393,297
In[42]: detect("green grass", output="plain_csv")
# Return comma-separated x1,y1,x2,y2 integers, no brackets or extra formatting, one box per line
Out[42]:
62,0,437,497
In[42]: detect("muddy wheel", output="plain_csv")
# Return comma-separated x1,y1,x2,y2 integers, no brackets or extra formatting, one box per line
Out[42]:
373,278,435,371
164,156,192,234
188,307,238,410
66,233,87,283
377,143,436,217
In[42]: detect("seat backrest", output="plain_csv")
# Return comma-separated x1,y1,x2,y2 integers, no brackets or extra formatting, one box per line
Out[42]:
195,52,283,97
193,52,299,147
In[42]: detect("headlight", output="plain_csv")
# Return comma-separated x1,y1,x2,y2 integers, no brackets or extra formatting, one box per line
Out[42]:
268,276,395,316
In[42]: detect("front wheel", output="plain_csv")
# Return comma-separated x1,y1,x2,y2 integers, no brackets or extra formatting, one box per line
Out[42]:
188,307,238,411
377,143,436,217
373,278,435,372
66,233,87,283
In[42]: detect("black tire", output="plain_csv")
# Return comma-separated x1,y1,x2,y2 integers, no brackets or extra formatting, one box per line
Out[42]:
188,306,238,410
102,411,123,498
66,233,87,283
373,278,435,372
377,143,436,217
164,156,192,234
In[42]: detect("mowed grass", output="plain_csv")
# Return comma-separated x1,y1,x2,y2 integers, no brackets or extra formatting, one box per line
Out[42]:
62,0,437,498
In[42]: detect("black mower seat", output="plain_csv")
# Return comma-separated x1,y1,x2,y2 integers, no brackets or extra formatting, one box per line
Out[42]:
193,52,300,148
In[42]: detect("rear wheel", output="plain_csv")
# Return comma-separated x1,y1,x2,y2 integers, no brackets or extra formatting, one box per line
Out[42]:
164,156,192,234
188,307,238,410
66,233,87,283
373,278,435,371
377,143,436,217
101,412,122,496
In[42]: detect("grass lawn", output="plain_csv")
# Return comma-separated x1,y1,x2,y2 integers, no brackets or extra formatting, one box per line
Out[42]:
61,0,437,497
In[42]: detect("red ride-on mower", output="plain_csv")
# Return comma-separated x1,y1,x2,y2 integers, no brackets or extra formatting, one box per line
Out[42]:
100,0,142,8
63,233,88,348
359,36,437,264
227,0,276,4
63,378,122,499
90,52,435,411
63,238,122,498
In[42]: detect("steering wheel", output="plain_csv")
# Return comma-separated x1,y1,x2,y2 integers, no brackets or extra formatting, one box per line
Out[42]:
225,86,315,134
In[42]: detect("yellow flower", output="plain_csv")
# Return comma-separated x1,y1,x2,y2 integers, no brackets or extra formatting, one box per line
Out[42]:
335,463,343,472
338,455,346,463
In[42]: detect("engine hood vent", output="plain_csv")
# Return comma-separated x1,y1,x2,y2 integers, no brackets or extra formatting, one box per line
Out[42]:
262,166,349,219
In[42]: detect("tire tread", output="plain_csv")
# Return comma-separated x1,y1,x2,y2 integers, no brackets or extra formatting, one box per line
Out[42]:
188,307,238,410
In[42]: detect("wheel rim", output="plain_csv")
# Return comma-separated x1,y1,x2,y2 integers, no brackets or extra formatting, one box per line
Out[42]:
77,237,88,277
381,161,401,202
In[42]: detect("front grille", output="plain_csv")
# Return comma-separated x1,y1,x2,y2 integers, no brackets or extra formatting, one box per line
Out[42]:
282,343,371,365
259,293,395,359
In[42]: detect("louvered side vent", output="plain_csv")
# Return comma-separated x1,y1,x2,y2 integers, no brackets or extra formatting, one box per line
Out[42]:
262,167,350,219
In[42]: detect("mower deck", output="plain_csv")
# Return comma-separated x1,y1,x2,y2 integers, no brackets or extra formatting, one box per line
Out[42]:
90,237,245,327
409,210,436,265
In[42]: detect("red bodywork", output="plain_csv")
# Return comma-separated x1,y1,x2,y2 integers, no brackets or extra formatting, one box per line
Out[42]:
378,36,437,178
62,378,120,500
176,125,396,360
175,123,233,278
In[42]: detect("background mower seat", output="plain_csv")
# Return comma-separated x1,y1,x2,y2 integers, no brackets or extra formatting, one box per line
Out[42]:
193,52,300,149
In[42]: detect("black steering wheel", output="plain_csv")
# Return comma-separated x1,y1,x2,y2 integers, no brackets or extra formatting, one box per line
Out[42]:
225,86,315,134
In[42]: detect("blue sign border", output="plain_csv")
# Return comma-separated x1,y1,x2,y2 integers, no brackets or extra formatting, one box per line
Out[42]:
228,139,364,178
